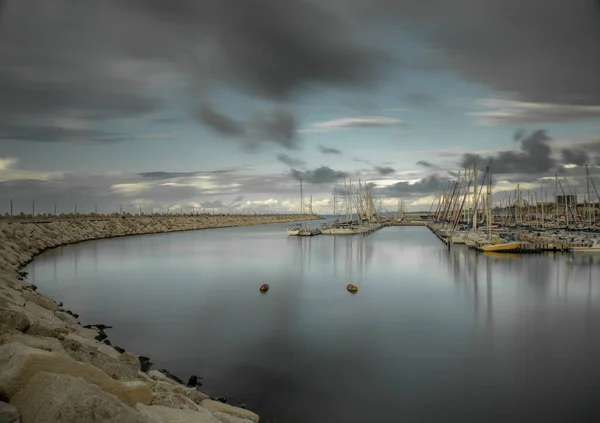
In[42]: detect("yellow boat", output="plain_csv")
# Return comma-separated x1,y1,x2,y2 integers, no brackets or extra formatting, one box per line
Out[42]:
481,242,523,253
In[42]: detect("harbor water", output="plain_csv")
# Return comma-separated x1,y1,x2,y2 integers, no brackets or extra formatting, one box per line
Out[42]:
26,224,600,423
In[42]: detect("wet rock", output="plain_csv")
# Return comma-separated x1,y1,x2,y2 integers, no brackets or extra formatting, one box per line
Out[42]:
138,356,153,372
0,400,20,423
94,331,108,342
113,346,126,354
102,339,112,346
186,375,198,387
11,372,149,423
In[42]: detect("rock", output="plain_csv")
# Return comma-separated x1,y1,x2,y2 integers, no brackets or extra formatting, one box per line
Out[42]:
84,324,113,331
158,369,184,385
139,356,153,372
148,370,179,385
0,342,151,406
137,404,222,423
72,326,100,340
22,290,57,311
150,391,201,411
113,345,126,354
54,310,79,326
0,400,20,423
0,307,30,333
11,372,149,423
1,333,64,353
186,375,198,387
212,412,255,423
201,400,259,423
102,339,112,346
60,337,140,381
94,331,108,342
0,288,25,307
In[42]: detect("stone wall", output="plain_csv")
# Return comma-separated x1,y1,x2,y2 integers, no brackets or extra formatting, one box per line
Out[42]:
0,215,311,422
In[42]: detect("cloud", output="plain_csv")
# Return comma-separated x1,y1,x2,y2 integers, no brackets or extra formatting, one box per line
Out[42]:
302,116,404,132
276,154,305,167
561,149,590,166
404,92,438,108
0,0,391,143
318,145,342,155
460,129,556,175
290,166,350,184
377,174,449,197
470,98,600,125
200,200,226,209
416,160,435,168
253,110,299,149
374,166,395,176
0,156,63,182
198,103,245,137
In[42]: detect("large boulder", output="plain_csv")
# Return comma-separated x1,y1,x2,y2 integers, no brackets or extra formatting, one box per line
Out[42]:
0,401,20,423
200,400,259,423
11,372,150,423
0,342,151,406
0,307,30,333
22,291,57,311
0,333,65,353
137,404,222,423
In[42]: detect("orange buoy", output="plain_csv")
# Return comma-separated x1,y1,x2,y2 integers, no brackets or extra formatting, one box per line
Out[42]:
260,284,269,293
347,284,358,293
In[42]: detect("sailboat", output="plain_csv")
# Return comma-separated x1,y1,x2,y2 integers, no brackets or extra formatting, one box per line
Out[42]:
287,179,304,236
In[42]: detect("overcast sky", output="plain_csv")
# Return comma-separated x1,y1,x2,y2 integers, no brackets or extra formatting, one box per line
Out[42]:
1,0,600,214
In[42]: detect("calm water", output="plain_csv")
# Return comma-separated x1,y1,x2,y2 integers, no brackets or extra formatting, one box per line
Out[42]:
26,224,600,423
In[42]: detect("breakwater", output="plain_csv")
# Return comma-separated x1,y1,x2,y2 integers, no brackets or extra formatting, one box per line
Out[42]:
0,214,314,422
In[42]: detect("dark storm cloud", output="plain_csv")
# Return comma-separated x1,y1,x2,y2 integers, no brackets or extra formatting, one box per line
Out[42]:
379,174,449,197
0,0,390,143
374,166,395,176
198,103,245,137
254,110,299,149
352,0,600,110
561,149,590,166
276,154,305,168
416,160,434,168
318,145,342,155
290,166,350,184
460,130,556,175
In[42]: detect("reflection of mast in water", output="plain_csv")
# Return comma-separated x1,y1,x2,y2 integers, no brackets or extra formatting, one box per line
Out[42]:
74,246,79,277
486,255,493,326
473,251,479,321
333,236,337,277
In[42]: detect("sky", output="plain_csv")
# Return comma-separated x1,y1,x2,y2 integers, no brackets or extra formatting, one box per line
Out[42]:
1,0,600,215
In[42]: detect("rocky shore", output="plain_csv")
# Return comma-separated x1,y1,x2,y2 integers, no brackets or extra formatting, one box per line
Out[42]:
0,214,314,423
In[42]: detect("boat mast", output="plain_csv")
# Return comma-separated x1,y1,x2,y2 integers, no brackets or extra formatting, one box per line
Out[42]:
487,161,492,240
586,164,591,227
473,159,478,231
300,179,304,214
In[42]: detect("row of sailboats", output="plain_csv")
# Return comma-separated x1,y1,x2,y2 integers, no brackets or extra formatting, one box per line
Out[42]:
320,180,383,235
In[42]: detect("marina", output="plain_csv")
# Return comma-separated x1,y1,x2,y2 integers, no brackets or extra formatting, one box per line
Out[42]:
424,161,600,255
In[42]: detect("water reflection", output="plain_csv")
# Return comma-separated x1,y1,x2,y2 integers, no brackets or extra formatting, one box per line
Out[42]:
25,226,600,423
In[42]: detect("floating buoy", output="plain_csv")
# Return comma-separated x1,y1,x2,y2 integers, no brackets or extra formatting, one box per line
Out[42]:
347,284,358,293
260,284,269,293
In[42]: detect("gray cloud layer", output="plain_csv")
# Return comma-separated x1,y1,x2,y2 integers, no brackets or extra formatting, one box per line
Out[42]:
290,166,350,184
318,145,342,155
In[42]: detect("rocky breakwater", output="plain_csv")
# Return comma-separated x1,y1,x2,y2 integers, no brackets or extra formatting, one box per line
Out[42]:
0,215,312,422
